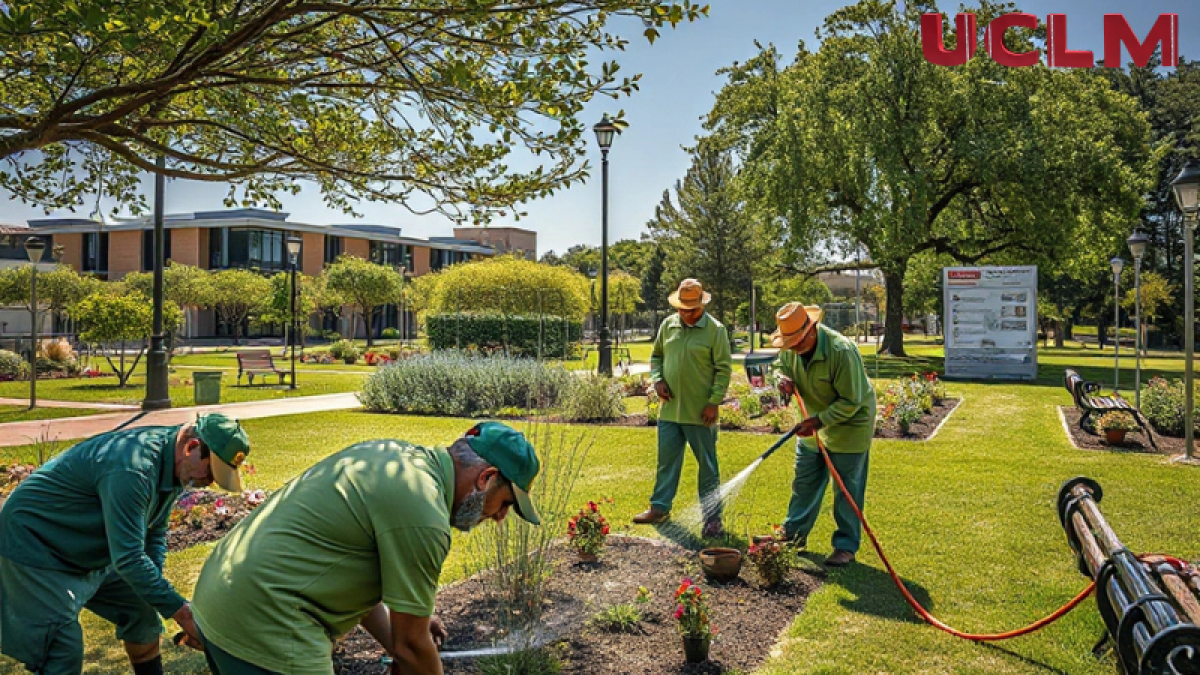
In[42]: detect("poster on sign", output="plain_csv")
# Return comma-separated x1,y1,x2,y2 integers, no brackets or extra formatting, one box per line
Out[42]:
943,266,1038,381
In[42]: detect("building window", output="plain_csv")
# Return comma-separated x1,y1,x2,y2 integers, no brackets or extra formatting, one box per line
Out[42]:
84,232,109,272
325,235,343,264
401,244,413,271
142,229,172,271
209,228,287,271
370,241,400,267
0,235,27,260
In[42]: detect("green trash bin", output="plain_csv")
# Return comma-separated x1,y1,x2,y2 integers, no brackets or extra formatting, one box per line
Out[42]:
194,371,223,405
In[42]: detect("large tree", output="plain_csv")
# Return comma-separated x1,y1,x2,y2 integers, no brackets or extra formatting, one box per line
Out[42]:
71,291,183,386
706,0,1155,355
209,269,271,345
0,1,704,219
0,264,101,334
123,263,213,341
325,255,405,347
646,141,766,330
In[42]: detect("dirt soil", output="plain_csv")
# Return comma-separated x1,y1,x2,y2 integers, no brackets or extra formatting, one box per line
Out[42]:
558,398,961,442
333,536,822,675
167,489,265,552
1060,407,1178,455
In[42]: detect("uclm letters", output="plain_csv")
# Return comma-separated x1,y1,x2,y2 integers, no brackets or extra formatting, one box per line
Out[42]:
921,13,1179,68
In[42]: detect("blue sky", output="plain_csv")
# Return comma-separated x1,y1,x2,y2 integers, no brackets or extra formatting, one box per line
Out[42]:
1,1,1196,256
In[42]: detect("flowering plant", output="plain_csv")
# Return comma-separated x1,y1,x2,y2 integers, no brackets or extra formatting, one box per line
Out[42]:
243,489,267,507
746,526,796,587
673,578,713,639
567,500,610,556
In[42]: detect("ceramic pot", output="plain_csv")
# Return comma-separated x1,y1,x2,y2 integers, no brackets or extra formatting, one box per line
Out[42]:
1105,429,1128,445
682,636,710,663
699,547,742,583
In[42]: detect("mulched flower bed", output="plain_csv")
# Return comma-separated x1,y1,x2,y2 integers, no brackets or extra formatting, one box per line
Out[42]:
167,488,268,552
333,536,822,675
509,398,960,442
1059,407,1178,455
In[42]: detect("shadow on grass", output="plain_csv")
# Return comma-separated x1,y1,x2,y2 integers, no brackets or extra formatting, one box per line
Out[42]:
820,555,934,626
651,520,750,554
978,642,1078,675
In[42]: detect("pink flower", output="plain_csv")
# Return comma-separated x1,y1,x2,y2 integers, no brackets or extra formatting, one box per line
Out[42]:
244,489,267,507
674,605,685,620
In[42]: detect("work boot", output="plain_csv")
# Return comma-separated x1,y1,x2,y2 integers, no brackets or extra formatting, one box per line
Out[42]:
825,549,855,567
702,519,725,539
632,508,670,525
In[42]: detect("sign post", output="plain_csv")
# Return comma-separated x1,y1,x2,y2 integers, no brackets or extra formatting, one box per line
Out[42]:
943,266,1038,381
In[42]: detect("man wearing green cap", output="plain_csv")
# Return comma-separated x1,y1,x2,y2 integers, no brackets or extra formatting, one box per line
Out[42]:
0,414,251,675
191,421,541,675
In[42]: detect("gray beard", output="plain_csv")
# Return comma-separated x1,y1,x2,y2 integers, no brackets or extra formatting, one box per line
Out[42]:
452,489,486,532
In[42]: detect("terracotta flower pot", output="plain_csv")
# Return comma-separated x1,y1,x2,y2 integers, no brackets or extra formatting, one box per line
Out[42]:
577,551,598,563
1105,429,1128,445
699,547,743,583
682,636,710,663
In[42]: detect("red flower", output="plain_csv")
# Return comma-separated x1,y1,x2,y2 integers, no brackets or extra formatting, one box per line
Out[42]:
601,524,610,535
674,605,685,619
588,501,598,512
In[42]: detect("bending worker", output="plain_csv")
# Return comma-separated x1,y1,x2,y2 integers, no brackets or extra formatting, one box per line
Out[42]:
191,421,542,675
771,302,876,567
634,278,732,538
0,414,251,675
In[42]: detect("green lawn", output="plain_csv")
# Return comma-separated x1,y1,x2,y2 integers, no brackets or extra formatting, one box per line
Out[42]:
0,405,115,424
4,339,1199,674
0,371,367,407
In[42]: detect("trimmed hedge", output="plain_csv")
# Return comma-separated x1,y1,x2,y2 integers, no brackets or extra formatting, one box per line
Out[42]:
425,313,582,357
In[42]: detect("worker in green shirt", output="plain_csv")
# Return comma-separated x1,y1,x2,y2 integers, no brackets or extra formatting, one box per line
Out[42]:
770,302,876,567
191,421,542,675
634,278,732,538
0,414,251,675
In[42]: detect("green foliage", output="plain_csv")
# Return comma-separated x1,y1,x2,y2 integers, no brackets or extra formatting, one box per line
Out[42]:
416,255,590,320
0,350,26,380
589,270,643,315
765,406,798,434
381,327,400,340
325,256,404,348
328,340,361,362
256,272,319,337
209,270,271,344
647,390,660,424
123,263,213,310
0,265,101,318
1122,272,1174,323
0,1,707,222
591,586,651,633
742,276,834,330
358,353,573,417
559,375,626,422
737,394,763,418
477,649,562,675
1141,377,1189,436
746,534,798,587
877,373,943,434
1096,411,1139,433
425,314,582,357
719,404,748,430
71,291,183,385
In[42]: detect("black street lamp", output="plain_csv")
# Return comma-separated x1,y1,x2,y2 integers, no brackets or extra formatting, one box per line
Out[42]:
143,154,171,410
1172,159,1200,460
593,114,618,377
23,237,44,410
1110,257,1124,392
287,235,303,390
1127,230,1149,407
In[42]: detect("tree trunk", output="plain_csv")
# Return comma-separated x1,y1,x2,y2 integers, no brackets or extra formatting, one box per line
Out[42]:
365,307,374,349
1054,304,1066,348
878,268,907,357
1098,314,1108,349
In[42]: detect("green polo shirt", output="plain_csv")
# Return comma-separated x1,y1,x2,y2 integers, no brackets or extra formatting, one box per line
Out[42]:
773,325,877,454
0,425,186,617
192,440,455,675
650,312,733,426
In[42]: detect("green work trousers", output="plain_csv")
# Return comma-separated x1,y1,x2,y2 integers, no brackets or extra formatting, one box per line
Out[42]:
650,421,722,521
784,446,870,553
0,557,162,675
199,628,283,675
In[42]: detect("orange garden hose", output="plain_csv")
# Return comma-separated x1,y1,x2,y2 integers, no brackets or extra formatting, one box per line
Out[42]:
790,392,1096,641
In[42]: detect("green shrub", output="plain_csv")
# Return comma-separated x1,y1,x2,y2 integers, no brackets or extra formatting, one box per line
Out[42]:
559,374,625,422
647,390,660,424
380,327,400,339
591,603,642,633
328,339,361,361
322,330,342,341
1097,411,1139,432
719,404,748,430
425,313,582,356
358,353,573,417
738,394,763,418
1141,377,1188,436
477,648,562,675
766,407,797,433
0,350,25,379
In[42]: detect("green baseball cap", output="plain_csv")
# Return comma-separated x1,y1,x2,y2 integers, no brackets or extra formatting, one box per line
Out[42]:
464,422,541,525
195,413,251,492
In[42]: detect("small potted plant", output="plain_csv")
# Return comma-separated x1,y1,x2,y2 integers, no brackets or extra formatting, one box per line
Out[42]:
674,578,714,663
746,532,796,588
1097,411,1139,445
567,500,609,562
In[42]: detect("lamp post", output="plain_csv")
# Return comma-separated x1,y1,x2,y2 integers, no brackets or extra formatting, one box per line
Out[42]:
142,154,170,410
1127,230,1149,408
1110,257,1124,392
593,114,617,377
287,236,302,390
23,237,44,410
1172,159,1200,460
398,266,407,346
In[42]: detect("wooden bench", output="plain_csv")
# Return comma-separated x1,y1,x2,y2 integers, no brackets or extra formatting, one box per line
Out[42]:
237,350,289,386
1064,368,1157,449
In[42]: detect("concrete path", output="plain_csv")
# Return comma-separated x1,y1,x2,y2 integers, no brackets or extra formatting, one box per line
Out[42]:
0,398,141,411
0,393,362,448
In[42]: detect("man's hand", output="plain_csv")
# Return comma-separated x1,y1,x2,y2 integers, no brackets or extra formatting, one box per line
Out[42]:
172,603,203,651
701,403,719,427
430,616,447,649
654,380,672,401
778,376,796,398
794,416,823,438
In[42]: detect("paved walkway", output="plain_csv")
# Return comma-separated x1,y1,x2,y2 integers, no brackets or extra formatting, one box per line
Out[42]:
0,398,140,410
0,393,361,448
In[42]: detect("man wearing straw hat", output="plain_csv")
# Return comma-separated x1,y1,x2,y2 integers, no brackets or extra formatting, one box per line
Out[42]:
770,302,876,567
634,278,732,538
